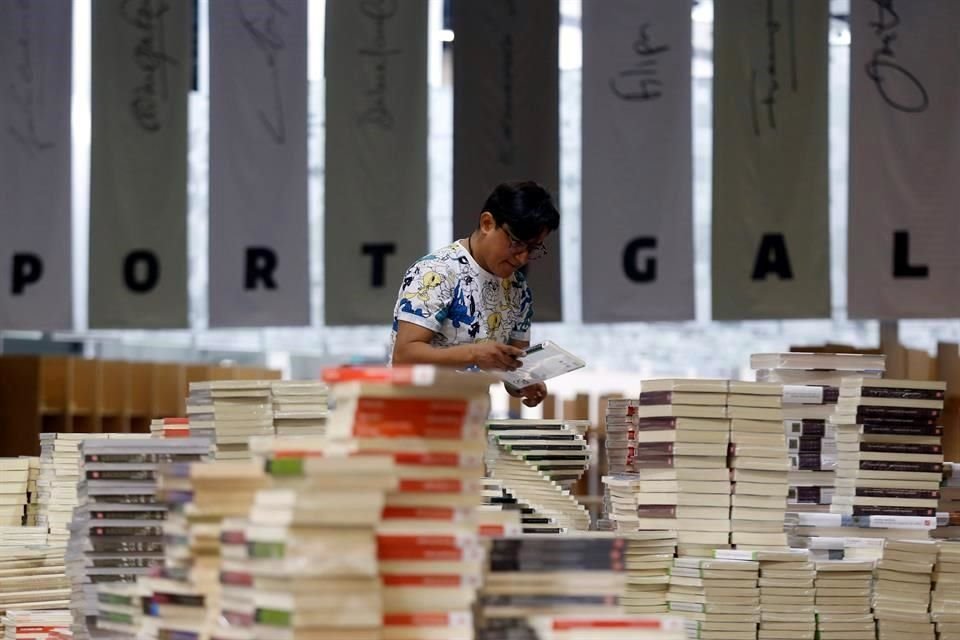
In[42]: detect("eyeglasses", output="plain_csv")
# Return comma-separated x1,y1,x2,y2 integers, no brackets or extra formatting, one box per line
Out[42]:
500,225,548,260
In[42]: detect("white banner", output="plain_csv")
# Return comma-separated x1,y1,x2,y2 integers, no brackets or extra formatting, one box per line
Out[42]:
0,1,73,330
847,0,960,319
581,0,693,322
711,0,831,320
88,0,191,328
208,0,310,327
452,0,562,322
324,0,429,326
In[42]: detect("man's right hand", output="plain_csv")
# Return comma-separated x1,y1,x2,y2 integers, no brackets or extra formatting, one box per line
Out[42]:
471,342,524,371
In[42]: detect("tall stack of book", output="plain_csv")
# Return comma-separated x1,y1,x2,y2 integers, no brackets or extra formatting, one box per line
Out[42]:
932,540,960,639
270,381,329,437
831,378,945,536
485,420,591,534
634,379,731,557
37,435,107,546
873,539,938,640
666,557,760,640
813,560,876,640
476,534,629,640
186,381,274,459
727,381,790,551
322,365,494,640
752,353,886,515
214,439,396,640
1,610,71,640
753,549,816,640
65,438,208,639
0,459,29,526
528,614,686,640
145,461,267,640
604,399,638,476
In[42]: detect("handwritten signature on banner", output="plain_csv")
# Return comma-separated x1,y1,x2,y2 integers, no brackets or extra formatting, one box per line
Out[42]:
749,0,797,136
122,0,180,133
237,0,289,143
864,0,928,113
357,0,400,131
7,0,54,151
610,23,669,102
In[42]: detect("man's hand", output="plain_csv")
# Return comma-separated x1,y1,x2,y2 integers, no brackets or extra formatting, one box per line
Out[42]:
471,342,524,371
507,381,547,407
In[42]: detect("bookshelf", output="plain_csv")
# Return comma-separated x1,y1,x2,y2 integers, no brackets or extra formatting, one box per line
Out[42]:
0,355,280,456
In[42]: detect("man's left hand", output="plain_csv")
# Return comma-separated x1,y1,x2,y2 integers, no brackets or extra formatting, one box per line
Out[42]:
507,381,547,407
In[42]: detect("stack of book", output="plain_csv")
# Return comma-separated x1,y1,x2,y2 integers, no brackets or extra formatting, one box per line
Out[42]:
1,610,71,640
604,399,638,475
485,420,591,534
93,583,142,636
752,549,816,639
322,365,494,640
752,352,885,514
65,438,209,638
186,380,274,459
621,532,677,614
38,434,109,546
217,440,396,640
831,378,945,535
932,540,960,639
873,539,939,640
633,379,731,556
0,542,68,615
270,381,329,437
936,462,960,539
813,560,876,640
727,381,790,551
146,461,267,640
23,459,40,527
476,534,628,640
149,418,193,440
0,459,29,526
666,557,760,640
528,614,686,640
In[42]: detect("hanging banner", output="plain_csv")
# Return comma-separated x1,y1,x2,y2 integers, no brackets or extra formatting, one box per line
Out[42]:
0,1,73,330
711,0,831,320
848,0,960,319
324,0,428,326
88,0,191,328
581,0,693,322
452,0,562,322
208,0,309,327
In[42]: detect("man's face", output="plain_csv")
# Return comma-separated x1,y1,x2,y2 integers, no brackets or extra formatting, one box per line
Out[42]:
490,224,549,278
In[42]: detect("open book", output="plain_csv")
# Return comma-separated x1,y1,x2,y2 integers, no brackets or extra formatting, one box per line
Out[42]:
489,341,586,389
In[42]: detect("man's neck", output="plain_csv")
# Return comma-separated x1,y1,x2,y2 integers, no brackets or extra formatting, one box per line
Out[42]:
464,231,495,274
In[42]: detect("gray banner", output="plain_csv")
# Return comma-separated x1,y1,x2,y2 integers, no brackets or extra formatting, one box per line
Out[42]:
209,0,310,327
0,0,73,330
88,0,191,328
581,0,693,322
452,0,562,322
847,0,960,319
324,0,429,326
712,0,831,320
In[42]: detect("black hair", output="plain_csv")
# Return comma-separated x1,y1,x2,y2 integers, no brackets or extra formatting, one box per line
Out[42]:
480,181,560,242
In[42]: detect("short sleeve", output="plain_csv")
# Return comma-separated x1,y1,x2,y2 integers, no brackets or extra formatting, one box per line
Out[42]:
510,274,533,342
393,260,453,334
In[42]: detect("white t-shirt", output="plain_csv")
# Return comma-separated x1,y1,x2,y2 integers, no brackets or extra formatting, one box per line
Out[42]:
390,242,533,352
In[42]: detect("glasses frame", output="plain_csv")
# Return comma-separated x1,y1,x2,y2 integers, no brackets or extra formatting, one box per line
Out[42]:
499,224,548,260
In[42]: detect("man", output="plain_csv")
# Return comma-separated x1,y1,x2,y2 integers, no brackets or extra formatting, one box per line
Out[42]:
390,181,560,407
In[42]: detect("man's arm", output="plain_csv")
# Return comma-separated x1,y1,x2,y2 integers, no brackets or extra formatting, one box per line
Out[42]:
506,339,547,407
392,321,524,370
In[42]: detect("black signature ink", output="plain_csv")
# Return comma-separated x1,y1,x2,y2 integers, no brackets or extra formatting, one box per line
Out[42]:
750,0,797,136
121,0,180,132
236,0,288,143
610,22,668,102
7,0,54,151
357,0,400,130
864,0,928,113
